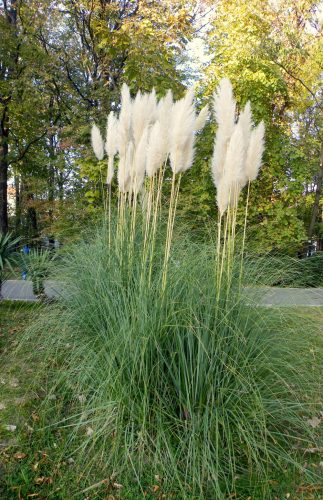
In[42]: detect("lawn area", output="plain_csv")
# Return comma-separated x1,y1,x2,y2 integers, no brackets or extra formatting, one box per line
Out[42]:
0,301,93,499
0,300,188,499
0,300,322,499
0,301,48,498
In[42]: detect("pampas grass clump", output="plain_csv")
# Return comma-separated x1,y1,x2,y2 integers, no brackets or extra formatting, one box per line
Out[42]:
22,226,322,498
20,80,322,498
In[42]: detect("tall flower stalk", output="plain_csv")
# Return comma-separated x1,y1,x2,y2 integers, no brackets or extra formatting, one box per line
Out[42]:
210,79,265,298
91,84,205,291
90,79,263,300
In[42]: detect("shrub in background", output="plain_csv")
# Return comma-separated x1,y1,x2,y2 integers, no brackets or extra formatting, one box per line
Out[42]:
0,232,20,298
21,249,55,298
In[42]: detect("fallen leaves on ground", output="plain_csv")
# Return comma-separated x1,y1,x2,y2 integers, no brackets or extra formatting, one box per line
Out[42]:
306,411,323,429
31,412,40,422
296,484,323,492
34,476,53,485
303,447,323,454
307,416,321,428
9,378,19,388
4,424,17,432
112,482,123,489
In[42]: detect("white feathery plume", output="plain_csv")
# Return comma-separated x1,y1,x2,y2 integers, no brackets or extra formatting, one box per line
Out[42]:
117,140,133,193
211,132,225,188
210,80,265,214
158,89,173,121
194,105,209,132
124,141,133,192
117,153,127,192
216,122,246,214
132,91,147,146
245,120,265,181
105,111,118,184
169,88,196,174
133,127,149,194
147,88,158,123
237,101,253,184
146,121,168,177
91,124,104,160
223,121,247,193
118,83,133,158
132,89,157,147
121,82,131,100
120,82,132,114
157,89,173,154
107,157,114,185
165,89,173,105
211,78,236,187
146,90,173,177
105,111,118,157
157,95,165,117
238,101,253,147
184,86,195,105
179,135,195,173
148,87,156,105
216,176,231,215
213,78,236,133
169,136,195,174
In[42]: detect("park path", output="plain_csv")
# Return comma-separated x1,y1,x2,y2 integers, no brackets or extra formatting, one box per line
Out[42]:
244,286,323,307
2,280,62,302
1,280,323,307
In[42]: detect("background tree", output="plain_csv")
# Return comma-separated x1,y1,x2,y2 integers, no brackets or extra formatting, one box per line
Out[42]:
194,0,322,252
0,0,321,254
0,0,63,236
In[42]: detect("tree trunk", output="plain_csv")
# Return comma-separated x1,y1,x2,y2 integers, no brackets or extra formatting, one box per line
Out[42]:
15,173,22,231
58,170,64,202
0,124,9,234
26,192,38,241
48,133,55,223
0,0,18,234
308,142,323,242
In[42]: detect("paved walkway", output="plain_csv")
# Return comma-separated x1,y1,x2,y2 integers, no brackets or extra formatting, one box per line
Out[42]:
1,280,62,301
244,286,323,307
1,280,323,307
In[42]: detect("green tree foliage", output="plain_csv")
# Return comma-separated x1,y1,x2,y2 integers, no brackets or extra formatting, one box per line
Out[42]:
0,0,321,253
0,0,67,237
2,0,197,240
64,0,195,208
195,0,322,252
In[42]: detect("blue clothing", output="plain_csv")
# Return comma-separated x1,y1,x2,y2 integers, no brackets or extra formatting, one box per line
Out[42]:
22,245,30,255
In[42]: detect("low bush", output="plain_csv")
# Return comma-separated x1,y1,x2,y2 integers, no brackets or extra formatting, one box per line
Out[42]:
21,249,55,298
0,232,20,297
244,252,323,288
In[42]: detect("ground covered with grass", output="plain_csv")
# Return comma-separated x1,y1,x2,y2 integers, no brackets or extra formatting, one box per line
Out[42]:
0,302,323,498
1,301,199,499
